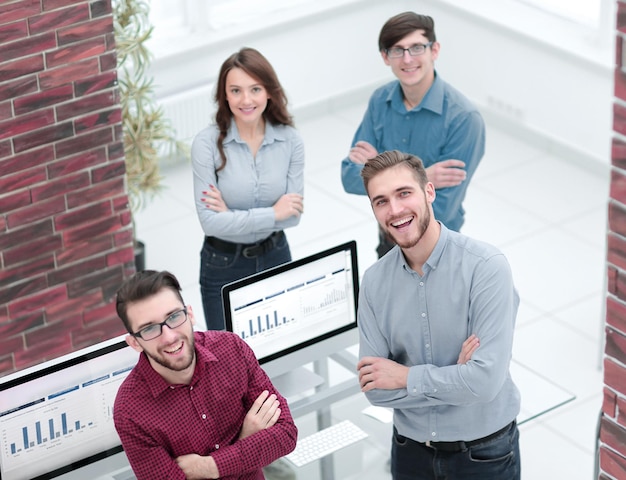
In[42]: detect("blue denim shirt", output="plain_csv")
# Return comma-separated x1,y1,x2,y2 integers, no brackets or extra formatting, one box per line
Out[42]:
341,74,485,231
358,224,520,442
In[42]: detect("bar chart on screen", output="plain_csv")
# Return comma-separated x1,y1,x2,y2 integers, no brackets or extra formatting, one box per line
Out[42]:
230,267,352,355
0,345,138,480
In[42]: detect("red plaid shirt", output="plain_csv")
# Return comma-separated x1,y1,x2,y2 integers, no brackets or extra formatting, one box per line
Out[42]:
114,331,297,479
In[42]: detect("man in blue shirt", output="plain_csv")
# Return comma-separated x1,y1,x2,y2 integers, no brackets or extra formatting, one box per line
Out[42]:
356,150,520,480
341,12,485,257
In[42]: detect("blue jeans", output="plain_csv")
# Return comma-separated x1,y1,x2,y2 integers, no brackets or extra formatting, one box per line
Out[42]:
391,421,520,480
199,233,291,330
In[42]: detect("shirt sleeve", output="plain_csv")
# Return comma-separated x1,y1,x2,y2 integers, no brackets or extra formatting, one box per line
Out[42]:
275,129,305,230
340,101,375,196
114,400,187,480
359,254,518,409
210,338,298,477
431,110,485,230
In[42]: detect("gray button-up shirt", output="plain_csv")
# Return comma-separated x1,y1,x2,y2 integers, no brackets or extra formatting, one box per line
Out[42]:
358,224,520,442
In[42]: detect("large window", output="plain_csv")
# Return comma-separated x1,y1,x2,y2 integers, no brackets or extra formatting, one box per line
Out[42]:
150,0,314,35
518,0,603,27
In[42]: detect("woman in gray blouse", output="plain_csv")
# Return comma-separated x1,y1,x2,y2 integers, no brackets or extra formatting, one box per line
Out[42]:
191,47,304,330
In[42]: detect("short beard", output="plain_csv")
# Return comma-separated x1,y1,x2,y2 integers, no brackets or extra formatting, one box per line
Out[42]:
146,334,196,372
387,205,430,250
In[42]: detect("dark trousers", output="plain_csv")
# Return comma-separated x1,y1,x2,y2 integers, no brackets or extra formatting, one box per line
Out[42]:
200,232,291,330
391,422,521,480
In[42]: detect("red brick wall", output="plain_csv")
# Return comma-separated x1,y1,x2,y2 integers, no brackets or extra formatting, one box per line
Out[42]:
0,0,134,376
602,1,626,477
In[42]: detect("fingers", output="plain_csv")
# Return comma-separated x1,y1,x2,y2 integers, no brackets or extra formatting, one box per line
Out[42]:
356,356,375,371
277,193,304,217
253,390,280,426
355,141,378,156
349,141,378,164
289,194,304,214
258,394,279,419
251,390,270,412
357,358,376,391
426,163,467,188
457,335,480,364
440,159,466,168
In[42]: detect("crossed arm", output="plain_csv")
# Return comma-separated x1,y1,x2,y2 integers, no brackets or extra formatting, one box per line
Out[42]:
357,334,480,392
174,390,282,479
348,141,467,190
201,184,303,221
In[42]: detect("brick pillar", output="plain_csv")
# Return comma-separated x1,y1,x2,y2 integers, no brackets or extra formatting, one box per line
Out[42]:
0,0,134,376
601,1,626,477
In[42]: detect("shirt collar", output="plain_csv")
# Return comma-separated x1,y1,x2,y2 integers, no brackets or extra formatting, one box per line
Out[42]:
136,332,219,397
387,71,444,115
424,221,448,271
398,221,448,273
224,118,283,145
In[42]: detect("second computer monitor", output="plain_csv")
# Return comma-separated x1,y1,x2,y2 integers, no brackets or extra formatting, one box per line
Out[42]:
222,241,359,380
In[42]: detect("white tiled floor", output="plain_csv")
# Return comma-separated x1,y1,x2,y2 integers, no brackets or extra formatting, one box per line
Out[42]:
134,101,608,480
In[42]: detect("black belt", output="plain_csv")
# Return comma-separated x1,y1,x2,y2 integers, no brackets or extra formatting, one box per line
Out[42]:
396,421,515,453
205,231,284,259
423,421,514,452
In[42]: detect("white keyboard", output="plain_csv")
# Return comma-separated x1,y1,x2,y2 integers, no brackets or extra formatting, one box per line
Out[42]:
285,420,369,467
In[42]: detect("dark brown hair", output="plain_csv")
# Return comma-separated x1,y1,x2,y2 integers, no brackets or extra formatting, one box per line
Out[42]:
378,12,436,52
214,47,293,171
361,150,429,193
116,270,185,333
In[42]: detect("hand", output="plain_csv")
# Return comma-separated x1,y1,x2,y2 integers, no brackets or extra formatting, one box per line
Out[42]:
201,184,228,212
457,334,480,364
348,141,378,165
175,453,219,479
273,193,304,221
357,356,409,392
425,160,466,188
239,390,281,440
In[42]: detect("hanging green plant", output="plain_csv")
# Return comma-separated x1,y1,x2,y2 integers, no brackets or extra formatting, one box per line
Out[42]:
113,0,189,213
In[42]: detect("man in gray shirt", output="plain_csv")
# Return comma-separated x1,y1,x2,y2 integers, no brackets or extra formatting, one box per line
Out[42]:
356,150,521,479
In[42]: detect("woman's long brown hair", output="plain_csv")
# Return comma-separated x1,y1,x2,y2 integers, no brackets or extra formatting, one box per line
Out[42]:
214,48,293,172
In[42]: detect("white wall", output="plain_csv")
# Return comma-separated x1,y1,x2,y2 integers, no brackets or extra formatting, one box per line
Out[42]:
147,0,612,173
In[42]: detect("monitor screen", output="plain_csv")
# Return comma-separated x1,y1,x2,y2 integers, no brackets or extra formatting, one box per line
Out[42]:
222,241,359,379
0,337,138,480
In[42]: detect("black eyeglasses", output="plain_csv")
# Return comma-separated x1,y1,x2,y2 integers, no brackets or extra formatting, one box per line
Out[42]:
386,42,433,59
131,307,188,341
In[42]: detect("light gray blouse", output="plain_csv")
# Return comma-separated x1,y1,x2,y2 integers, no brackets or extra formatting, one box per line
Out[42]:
191,120,304,244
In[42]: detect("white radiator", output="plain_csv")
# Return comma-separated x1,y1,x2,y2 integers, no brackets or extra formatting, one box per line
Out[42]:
160,84,215,142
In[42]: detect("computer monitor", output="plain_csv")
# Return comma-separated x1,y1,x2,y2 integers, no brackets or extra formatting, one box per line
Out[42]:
0,336,138,480
222,241,359,391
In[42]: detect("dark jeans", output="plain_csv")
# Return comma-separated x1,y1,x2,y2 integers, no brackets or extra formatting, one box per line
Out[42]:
199,233,291,330
391,422,520,480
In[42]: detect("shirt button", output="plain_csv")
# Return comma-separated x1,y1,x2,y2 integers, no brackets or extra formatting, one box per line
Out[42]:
425,344,430,348
431,432,436,437
190,386,194,391
402,139,407,143
215,444,220,450
419,282,424,286
421,313,426,317
202,414,207,419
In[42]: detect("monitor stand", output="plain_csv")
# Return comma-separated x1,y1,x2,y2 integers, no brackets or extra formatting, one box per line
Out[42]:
270,366,325,399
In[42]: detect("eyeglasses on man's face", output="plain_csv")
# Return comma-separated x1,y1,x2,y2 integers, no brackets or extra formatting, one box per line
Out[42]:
386,42,433,59
131,307,188,341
